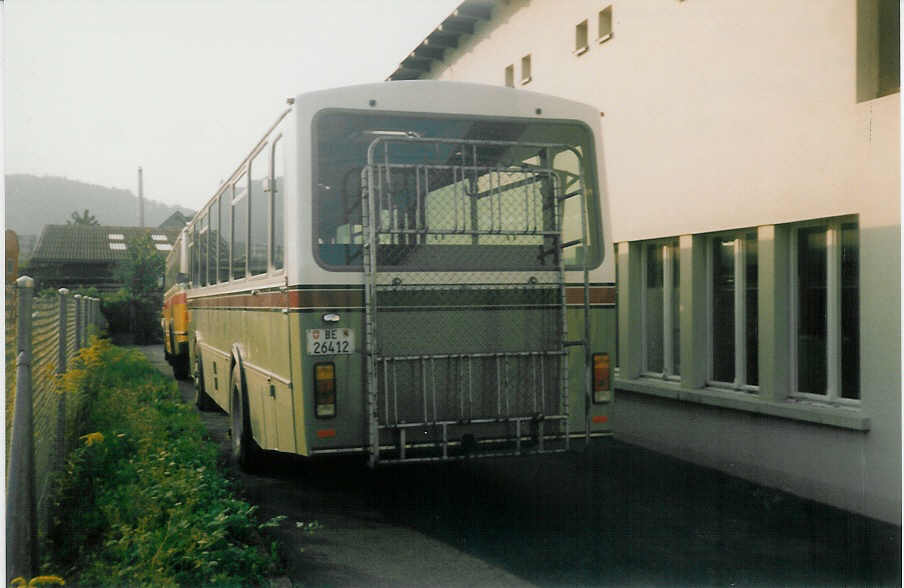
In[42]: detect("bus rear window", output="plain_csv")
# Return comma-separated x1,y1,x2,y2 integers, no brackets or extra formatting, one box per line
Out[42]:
313,110,601,271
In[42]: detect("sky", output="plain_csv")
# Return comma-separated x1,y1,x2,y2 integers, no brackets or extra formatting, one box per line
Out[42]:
2,0,461,211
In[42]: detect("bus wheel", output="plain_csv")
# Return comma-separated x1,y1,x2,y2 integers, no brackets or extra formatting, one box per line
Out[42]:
193,355,216,411
230,363,262,472
173,352,190,380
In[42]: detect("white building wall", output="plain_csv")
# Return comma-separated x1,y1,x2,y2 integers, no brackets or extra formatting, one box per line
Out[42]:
418,0,901,523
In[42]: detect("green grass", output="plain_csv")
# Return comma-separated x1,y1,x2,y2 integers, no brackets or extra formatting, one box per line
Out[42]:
46,339,284,586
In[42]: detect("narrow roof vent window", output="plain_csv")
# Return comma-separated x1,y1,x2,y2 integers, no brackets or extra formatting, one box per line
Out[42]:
109,243,127,250
599,6,613,43
575,20,589,55
521,54,532,85
108,233,125,240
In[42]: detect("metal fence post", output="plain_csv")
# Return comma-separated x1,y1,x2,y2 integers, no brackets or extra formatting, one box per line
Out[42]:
74,295,83,350
55,289,70,481
88,297,95,333
7,276,37,580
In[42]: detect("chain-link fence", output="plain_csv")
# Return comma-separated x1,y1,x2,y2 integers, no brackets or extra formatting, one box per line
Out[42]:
361,137,588,464
6,277,106,581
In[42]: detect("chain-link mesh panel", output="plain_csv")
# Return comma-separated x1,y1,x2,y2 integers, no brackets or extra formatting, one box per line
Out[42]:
362,138,584,462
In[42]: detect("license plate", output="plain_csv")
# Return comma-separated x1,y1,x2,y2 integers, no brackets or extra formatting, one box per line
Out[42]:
306,328,355,355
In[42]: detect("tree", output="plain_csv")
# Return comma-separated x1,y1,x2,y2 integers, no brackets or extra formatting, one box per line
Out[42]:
106,234,165,344
67,209,99,226
114,234,164,298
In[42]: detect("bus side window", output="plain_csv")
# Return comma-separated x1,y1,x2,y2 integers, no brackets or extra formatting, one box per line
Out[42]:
209,198,218,284
249,146,268,276
271,136,284,270
199,211,208,287
232,171,248,280
190,225,198,286
219,191,230,282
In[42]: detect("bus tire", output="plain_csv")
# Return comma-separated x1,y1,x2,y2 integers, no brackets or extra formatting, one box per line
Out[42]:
230,362,262,472
173,353,190,380
193,355,216,411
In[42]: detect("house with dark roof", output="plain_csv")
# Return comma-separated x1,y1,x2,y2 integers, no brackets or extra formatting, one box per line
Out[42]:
158,211,192,230
27,225,181,292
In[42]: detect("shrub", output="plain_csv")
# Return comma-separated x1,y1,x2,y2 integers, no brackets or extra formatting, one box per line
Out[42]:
47,340,283,585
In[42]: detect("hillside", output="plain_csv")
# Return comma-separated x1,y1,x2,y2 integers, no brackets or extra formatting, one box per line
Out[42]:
4,174,195,236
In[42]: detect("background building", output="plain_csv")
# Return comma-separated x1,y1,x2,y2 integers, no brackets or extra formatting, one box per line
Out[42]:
389,0,901,524
28,225,180,292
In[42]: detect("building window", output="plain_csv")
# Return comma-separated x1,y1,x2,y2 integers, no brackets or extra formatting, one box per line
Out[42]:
520,54,532,84
598,6,613,43
708,232,758,390
642,239,680,379
857,0,900,101
575,20,589,55
504,64,514,87
792,219,859,401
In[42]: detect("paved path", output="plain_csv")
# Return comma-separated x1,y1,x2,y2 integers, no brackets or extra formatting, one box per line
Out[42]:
139,345,901,586
139,345,531,587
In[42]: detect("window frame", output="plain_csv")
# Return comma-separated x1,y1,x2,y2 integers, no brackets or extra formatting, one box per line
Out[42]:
789,217,859,405
520,54,532,85
640,238,680,381
705,231,759,392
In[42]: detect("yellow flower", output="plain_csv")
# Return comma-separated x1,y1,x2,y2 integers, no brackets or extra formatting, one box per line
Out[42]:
79,432,104,446
27,577,65,587
9,577,65,588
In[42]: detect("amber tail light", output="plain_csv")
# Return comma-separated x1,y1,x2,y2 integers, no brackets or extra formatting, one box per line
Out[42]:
592,353,610,403
314,362,336,418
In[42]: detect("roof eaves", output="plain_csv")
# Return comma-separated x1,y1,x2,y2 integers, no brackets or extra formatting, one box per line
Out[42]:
386,0,495,81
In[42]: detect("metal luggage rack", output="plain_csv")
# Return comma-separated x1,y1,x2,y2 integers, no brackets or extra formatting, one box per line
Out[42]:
361,135,590,466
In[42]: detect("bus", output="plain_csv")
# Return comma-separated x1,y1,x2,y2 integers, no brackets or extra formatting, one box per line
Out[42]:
162,252,190,381
162,81,615,468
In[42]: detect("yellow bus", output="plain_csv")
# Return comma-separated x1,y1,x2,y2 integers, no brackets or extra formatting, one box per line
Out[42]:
162,240,191,381
164,81,615,468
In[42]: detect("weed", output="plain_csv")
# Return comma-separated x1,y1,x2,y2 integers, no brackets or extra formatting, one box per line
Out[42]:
46,340,283,585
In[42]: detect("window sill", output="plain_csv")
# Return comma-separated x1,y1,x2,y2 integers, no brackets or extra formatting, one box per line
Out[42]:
614,377,870,431
573,46,589,56
598,32,613,44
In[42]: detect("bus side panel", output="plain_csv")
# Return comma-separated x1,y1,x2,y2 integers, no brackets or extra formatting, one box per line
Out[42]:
296,309,366,454
172,291,189,355
566,303,615,434
289,312,309,456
